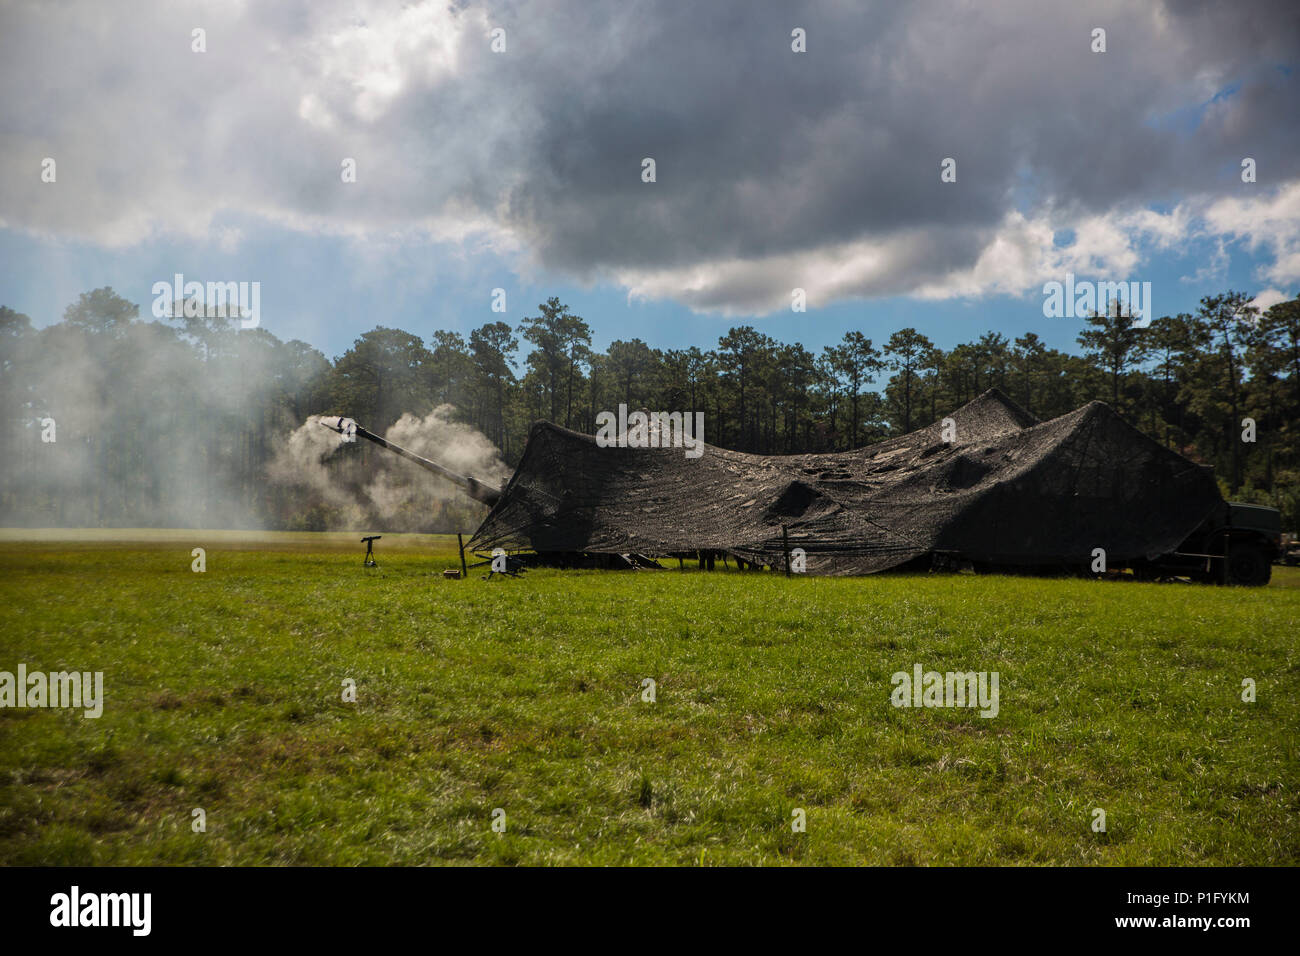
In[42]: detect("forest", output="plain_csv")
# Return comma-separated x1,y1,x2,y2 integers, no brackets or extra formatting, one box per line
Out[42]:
2,287,1297,531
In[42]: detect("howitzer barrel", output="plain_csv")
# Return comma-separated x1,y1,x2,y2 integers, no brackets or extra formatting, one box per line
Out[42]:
317,417,502,506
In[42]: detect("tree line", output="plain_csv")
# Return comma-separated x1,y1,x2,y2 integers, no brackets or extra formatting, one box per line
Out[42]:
2,287,1298,530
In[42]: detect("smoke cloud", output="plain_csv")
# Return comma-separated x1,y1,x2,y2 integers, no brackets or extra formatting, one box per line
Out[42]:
269,406,508,533
0,302,306,530
1,294,505,534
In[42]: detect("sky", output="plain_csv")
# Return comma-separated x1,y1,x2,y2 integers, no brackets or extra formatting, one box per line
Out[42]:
1,0,1298,364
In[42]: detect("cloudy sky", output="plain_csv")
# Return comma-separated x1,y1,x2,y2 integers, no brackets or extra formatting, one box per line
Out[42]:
1,0,1298,360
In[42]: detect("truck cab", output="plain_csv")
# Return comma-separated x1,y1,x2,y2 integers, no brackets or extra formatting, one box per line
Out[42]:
1221,503,1283,585
1150,501,1283,586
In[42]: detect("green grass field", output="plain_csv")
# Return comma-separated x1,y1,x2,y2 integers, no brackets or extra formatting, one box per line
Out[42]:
1,530,1297,866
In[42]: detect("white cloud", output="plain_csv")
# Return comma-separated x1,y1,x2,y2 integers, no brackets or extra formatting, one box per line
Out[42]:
1204,181,1300,285
310,2,476,123
615,185,1300,315
1250,288,1292,313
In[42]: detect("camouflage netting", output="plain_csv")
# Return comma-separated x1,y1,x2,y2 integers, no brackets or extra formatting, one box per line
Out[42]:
468,388,1224,575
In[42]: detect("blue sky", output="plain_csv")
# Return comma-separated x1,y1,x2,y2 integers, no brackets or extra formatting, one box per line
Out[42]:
0,218,1282,363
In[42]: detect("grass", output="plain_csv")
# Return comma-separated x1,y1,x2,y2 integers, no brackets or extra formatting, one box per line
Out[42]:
1,530,1297,866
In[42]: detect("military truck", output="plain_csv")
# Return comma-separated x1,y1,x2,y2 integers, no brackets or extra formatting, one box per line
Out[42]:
1132,501,1282,586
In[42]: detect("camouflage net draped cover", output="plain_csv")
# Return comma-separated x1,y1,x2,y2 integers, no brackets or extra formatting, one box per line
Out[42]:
468,389,1224,575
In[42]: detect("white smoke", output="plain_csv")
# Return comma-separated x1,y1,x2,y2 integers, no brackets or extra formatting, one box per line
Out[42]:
2,310,304,530
386,407,509,484
269,405,508,531
266,416,368,526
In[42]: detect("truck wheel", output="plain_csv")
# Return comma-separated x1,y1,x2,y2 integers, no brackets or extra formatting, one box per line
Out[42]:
1224,544,1271,586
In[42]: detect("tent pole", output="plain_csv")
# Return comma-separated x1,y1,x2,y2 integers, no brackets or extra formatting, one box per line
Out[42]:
782,525,791,577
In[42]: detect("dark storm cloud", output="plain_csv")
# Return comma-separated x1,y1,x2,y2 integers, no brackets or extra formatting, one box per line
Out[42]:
495,0,1300,271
